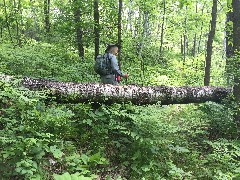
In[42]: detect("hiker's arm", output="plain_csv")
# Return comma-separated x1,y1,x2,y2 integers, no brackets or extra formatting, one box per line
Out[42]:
110,56,123,76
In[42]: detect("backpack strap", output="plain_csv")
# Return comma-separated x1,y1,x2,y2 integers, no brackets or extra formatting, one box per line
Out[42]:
106,53,113,74
106,53,111,61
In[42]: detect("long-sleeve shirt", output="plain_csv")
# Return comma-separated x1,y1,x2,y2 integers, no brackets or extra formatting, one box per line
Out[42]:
104,53,123,77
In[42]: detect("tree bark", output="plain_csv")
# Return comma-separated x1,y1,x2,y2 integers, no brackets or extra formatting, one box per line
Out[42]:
117,0,123,65
198,3,206,53
181,35,183,54
232,0,240,122
127,0,133,35
44,0,50,34
183,32,187,63
0,26,2,39
13,0,22,47
225,2,234,85
94,0,100,59
226,10,234,58
192,2,198,57
73,0,84,59
0,74,231,106
160,0,166,54
3,0,14,44
204,0,217,86
182,6,188,63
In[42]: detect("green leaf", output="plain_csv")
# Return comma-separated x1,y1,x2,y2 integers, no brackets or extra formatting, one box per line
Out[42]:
81,154,89,165
30,174,41,180
89,152,101,162
234,167,240,173
53,172,93,180
83,119,92,125
50,145,63,159
53,172,72,180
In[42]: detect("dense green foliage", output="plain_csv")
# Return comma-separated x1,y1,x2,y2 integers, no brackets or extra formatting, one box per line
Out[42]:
0,42,240,179
1,0,240,179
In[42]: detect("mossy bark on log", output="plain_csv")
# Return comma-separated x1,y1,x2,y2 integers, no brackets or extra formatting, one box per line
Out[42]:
18,77,231,105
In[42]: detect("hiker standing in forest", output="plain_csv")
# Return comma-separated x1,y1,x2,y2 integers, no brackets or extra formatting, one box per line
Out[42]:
98,44,128,85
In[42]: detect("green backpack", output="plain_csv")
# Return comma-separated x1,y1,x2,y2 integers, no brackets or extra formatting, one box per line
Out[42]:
94,54,112,75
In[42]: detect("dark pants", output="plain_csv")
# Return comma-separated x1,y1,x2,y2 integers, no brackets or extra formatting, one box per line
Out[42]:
101,74,118,85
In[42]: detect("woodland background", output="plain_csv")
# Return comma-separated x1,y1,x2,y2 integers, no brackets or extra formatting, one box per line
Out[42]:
0,0,240,179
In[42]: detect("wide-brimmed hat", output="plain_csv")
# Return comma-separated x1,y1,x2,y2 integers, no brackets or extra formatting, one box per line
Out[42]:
105,44,119,53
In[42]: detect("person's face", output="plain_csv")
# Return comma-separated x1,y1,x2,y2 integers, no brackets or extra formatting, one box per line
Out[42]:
112,47,118,55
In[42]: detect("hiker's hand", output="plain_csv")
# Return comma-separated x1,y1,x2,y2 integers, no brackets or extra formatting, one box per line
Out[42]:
123,74,129,79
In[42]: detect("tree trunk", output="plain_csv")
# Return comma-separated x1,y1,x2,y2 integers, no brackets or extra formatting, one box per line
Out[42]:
94,0,100,59
127,0,133,35
138,11,149,84
0,26,2,39
0,74,231,106
3,0,14,44
204,0,217,86
117,0,122,64
29,0,39,39
44,0,50,34
225,2,234,85
198,3,206,53
183,32,187,63
23,78,232,105
13,0,22,47
183,6,188,63
232,0,240,122
192,2,198,57
160,0,166,54
226,11,234,58
73,0,84,59
192,34,197,57
181,35,183,54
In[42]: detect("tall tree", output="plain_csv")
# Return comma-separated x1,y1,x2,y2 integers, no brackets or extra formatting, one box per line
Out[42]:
44,0,50,34
183,8,187,63
181,5,188,63
13,0,22,47
226,5,234,58
232,0,240,122
192,1,198,57
118,0,123,64
73,0,84,59
127,0,133,36
198,3,206,54
160,0,166,54
3,0,13,43
204,0,217,86
225,0,234,84
94,0,100,59
29,0,40,40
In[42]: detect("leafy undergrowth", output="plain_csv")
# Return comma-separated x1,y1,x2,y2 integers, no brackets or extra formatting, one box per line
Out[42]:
0,79,239,179
0,43,239,179
0,42,98,83
0,41,225,87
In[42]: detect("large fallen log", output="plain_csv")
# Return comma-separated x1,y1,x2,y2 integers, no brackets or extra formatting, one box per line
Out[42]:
22,77,232,105
0,74,232,105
